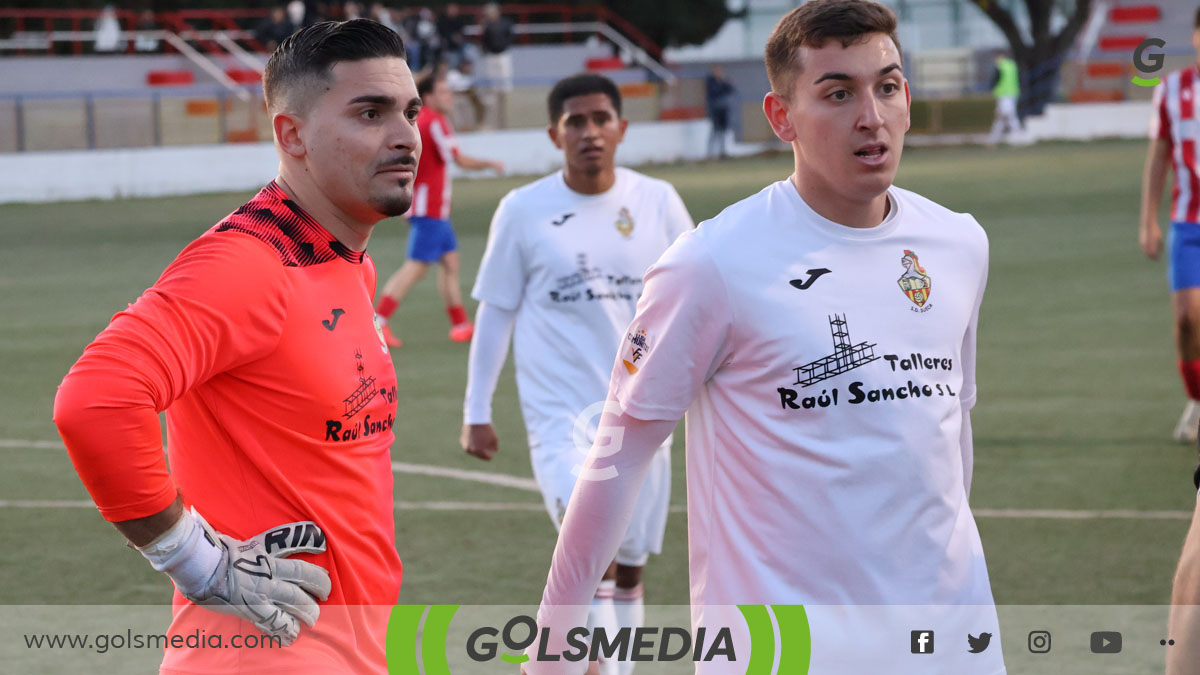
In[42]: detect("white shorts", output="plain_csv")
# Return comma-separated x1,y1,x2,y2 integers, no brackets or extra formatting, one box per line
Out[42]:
530,439,671,567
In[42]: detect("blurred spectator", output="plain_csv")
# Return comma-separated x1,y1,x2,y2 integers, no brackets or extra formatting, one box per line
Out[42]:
438,3,470,69
988,51,1021,145
94,5,125,53
371,2,401,36
479,2,514,128
343,1,363,21
705,64,736,159
133,9,160,53
256,6,295,52
287,1,309,29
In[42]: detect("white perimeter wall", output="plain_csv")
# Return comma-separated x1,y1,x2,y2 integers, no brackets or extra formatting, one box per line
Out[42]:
0,102,1156,204
0,119,717,205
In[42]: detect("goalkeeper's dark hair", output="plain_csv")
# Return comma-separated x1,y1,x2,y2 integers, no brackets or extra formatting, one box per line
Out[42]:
1196,6,1200,29
547,74,622,124
264,19,406,113
417,69,445,98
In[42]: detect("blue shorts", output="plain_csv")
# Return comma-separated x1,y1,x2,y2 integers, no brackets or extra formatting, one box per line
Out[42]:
406,216,458,263
1170,222,1200,291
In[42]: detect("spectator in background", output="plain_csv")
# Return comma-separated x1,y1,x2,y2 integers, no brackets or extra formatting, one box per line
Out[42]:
480,2,514,129
987,51,1021,145
94,5,125,53
371,2,400,36
133,9,160,53
705,64,736,159
342,1,363,21
438,3,469,69
403,8,440,71
256,6,295,53
287,1,309,30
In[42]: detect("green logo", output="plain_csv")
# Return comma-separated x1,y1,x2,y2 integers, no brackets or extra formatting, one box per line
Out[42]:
1132,38,1166,87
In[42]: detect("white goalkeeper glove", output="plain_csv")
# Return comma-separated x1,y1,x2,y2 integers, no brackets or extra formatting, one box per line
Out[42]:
136,507,332,646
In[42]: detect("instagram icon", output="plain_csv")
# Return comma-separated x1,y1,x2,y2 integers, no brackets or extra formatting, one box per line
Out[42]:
1028,631,1051,654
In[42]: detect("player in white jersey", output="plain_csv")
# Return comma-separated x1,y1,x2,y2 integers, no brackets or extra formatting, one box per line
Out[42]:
523,2,1004,674
1141,8,1200,442
462,73,694,675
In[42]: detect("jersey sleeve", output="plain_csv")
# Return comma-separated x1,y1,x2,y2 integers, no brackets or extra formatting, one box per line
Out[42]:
958,223,988,412
661,183,695,241
610,231,733,421
432,116,459,163
471,192,527,311
53,233,291,522
1152,81,1171,141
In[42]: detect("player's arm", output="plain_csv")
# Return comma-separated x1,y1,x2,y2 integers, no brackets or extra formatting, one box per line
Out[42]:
1141,137,1171,260
525,410,677,674
462,193,526,458
1141,83,1172,261
1168,492,1200,675
453,151,505,174
958,228,988,498
461,302,516,460
526,232,732,672
53,234,329,643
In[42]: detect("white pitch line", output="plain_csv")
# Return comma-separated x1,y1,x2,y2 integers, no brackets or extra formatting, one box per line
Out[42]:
390,461,539,493
4,439,1195,520
974,508,1192,520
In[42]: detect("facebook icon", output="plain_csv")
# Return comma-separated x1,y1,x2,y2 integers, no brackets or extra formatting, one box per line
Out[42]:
911,630,935,654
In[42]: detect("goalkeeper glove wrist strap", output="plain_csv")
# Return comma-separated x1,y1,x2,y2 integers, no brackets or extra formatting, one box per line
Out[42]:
135,509,223,596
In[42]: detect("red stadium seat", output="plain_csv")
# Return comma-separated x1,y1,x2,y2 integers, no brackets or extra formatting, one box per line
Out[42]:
1098,35,1148,51
225,69,262,84
146,70,195,86
1109,5,1162,23
1086,62,1125,78
586,57,624,71
658,107,705,121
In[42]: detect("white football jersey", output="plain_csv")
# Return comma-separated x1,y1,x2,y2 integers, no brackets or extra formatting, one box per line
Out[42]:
610,179,996,623
472,167,694,451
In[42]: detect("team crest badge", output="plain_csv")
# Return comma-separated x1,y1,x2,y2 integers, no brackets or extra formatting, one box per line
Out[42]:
897,249,931,307
615,207,635,238
622,328,649,374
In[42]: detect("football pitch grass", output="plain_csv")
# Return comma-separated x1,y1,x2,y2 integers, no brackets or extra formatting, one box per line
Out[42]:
0,139,1194,619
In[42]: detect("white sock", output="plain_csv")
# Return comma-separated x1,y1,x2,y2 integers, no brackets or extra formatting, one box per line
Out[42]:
588,579,618,675
613,583,645,675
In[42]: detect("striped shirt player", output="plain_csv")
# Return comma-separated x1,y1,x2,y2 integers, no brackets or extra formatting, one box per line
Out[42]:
1141,18,1200,443
375,71,504,347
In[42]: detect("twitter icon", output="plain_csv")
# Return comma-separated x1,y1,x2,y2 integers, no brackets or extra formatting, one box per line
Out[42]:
967,633,993,654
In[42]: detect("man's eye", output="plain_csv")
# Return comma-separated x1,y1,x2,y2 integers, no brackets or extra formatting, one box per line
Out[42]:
830,90,849,101
882,83,898,94
362,109,379,120
406,109,420,121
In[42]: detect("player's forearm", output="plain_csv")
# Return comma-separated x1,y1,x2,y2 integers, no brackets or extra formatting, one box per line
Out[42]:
463,302,516,424
455,154,499,171
114,497,185,547
1142,140,1170,224
528,410,674,672
1169,495,1200,674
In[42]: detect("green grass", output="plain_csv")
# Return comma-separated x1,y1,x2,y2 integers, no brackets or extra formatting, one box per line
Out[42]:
0,140,1194,614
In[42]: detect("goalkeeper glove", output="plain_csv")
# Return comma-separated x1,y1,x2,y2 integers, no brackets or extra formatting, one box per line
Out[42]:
136,507,332,646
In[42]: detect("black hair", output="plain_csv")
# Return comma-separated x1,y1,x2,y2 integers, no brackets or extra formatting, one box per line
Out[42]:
417,70,444,98
547,73,622,124
263,19,406,111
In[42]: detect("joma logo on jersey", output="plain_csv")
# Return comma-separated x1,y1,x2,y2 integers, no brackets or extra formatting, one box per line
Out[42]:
897,249,932,311
623,329,650,374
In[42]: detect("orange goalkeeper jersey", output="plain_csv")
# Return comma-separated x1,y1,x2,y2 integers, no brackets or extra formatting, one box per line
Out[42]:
54,182,401,673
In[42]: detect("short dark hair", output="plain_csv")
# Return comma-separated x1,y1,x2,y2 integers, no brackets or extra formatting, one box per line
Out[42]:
547,73,622,124
765,0,901,99
263,19,406,113
1195,6,1200,29
417,70,445,98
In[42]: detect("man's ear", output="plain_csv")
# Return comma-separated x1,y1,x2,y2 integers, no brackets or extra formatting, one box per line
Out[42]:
763,91,796,143
616,117,628,143
273,111,306,159
547,124,563,150
904,79,912,133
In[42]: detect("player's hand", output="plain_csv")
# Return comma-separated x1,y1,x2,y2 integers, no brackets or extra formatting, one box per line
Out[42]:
139,508,331,646
1141,220,1164,260
491,160,506,174
462,423,499,461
